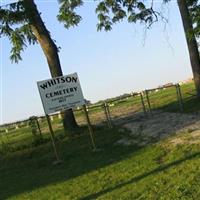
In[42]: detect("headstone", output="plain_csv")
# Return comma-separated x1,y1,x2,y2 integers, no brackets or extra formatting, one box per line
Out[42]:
38,118,42,122
58,113,62,119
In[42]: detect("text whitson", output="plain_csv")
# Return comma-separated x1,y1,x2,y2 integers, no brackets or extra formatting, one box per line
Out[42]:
37,73,85,115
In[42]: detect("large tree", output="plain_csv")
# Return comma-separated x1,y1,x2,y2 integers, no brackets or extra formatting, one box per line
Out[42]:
177,0,200,97
62,0,200,97
0,0,83,130
95,0,200,96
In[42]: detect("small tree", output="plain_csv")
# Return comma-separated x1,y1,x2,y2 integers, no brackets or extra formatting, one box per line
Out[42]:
29,116,44,146
28,116,41,137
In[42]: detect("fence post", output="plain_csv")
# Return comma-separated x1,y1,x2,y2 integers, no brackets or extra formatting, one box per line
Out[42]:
83,104,97,150
103,102,112,128
140,92,146,114
145,90,152,113
175,84,184,112
178,84,184,111
36,117,42,137
46,115,61,164
106,103,113,126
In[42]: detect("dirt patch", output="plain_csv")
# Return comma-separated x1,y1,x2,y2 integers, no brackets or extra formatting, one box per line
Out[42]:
169,138,184,146
115,111,200,147
190,130,200,138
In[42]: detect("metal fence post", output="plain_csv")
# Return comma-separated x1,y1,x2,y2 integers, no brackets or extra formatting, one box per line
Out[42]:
106,103,112,127
36,117,42,137
176,84,184,112
145,90,152,113
103,102,112,128
140,92,146,114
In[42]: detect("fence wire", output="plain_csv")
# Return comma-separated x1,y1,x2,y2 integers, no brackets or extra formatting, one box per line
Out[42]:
0,82,196,154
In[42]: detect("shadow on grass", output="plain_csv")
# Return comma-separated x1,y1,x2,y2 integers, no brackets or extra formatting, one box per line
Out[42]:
0,126,140,200
80,151,200,200
156,96,200,113
1,102,200,199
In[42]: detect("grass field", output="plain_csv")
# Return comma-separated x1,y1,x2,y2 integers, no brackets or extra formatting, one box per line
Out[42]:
1,126,200,200
1,82,200,199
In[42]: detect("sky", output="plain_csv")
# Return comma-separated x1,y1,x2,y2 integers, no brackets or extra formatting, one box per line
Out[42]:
0,0,193,124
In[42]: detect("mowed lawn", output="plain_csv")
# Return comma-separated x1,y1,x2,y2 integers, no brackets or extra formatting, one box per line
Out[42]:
1,82,200,200
1,126,200,200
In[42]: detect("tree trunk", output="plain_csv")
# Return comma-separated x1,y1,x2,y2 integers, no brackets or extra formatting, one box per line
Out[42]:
177,0,200,97
23,0,78,130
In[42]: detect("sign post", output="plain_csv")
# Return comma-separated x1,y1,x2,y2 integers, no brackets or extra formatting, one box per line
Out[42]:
37,86,61,164
46,114,60,164
83,105,97,150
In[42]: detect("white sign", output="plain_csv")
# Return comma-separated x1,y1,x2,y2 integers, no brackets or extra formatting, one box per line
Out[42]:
37,73,85,115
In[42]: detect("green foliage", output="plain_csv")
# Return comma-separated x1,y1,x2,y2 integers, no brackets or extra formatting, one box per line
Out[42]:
57,0,83,28
187,0,200,39
29,116,38,136
95,0,161,31
94,0,200,34
28,116,43,145
1,0,200,63
0,0,84,63
0,1,37,63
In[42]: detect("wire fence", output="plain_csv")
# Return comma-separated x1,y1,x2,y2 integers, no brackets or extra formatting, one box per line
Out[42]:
0,82,197,154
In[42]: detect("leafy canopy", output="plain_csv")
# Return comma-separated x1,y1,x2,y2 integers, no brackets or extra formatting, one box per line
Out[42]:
188,0,200,39
0,0,199,63
0,1,37,62
57,0,83,29
95,0,160,31
57,0,200,42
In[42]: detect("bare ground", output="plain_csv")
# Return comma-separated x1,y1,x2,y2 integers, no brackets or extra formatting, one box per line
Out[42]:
114,111,200,147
